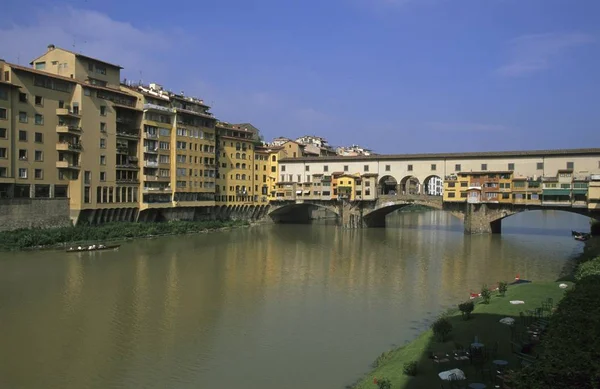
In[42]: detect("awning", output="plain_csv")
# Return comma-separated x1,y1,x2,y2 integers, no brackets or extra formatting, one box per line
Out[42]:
572,189,588,195
296,190,302,194
542,189,570,196
303,190,310,194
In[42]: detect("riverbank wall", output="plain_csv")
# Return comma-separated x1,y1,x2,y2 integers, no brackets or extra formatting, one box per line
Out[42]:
0,198,71,232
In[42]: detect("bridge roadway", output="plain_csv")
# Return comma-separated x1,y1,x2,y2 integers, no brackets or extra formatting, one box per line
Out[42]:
268,194,599,234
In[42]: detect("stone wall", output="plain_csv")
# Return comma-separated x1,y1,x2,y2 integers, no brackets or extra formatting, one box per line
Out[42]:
0,198,71,232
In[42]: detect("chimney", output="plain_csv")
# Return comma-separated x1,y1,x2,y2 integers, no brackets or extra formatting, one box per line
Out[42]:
48,44,56,51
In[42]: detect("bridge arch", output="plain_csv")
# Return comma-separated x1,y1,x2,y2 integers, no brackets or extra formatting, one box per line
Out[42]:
362,197,459,227
268,201,339,224
423,175,443,196
378,175,399,195
400,175,421,195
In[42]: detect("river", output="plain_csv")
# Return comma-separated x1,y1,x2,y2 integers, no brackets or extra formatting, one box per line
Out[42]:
0,210,590,389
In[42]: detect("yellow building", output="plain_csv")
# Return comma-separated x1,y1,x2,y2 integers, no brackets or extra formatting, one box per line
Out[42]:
254,146,270,204
443,174,468,202
588,175,600,210
216,122,259,205
511,177,542,205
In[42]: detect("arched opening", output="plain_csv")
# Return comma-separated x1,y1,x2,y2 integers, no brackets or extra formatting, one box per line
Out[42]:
378,175,398,195
400,176,421,195
423,175,443,196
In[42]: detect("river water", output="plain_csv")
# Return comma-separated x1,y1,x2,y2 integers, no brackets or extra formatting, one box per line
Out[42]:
0,210,590,389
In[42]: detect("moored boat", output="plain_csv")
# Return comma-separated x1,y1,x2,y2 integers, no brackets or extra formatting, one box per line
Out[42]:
66,244,120,253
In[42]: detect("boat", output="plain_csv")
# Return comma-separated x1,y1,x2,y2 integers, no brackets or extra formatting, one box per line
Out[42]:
572,231,591,241
66,244,120,253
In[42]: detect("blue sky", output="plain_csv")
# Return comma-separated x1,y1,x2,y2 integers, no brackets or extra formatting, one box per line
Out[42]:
1,0,599,154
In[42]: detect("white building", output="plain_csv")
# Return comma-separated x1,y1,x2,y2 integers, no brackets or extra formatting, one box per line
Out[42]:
425,176,443,196
336,144,374,156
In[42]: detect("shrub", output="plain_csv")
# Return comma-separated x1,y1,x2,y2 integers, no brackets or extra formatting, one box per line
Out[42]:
480,285,492,304
575,257,600,282
511,275,600,389
403,361,418,376
376,378,392,389
431,316,453,342
458,301,474,320
498,281,508,297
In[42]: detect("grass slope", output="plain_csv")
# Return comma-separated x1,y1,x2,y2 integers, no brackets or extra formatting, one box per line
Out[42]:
353,281,571,389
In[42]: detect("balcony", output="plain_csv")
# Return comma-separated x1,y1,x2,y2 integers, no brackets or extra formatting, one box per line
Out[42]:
116,117,135,125
144,161,159,168
116,178,140,184
144,133,158,139
117,131,140,139
144,174,170,182
56,108,80,118
144,146,158,154
143,186,172,193
56,125,82,134
143,103,174,114
116,163,139,170
174,107,214,118
56,160,80,169
56,142,82,153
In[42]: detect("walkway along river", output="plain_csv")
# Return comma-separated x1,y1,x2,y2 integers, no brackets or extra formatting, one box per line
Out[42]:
0,210,591,389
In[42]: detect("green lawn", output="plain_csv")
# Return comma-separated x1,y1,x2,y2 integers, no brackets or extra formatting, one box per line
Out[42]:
353,281,572,389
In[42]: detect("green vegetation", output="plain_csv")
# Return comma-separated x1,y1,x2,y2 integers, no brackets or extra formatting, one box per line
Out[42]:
458,301,474,320
480,284,492,304
510,254,600,389
431,316,453,342
0,220,249,251
574,256,600,281
498,281,508,297
353,281,570,389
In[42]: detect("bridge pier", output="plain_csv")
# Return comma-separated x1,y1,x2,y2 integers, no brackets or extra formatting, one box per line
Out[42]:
463,203,505,234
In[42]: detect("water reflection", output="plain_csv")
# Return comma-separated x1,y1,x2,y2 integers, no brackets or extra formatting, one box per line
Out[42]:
0,210,592,389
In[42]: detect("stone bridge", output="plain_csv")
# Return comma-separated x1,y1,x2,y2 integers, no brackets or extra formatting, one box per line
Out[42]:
267,195,600,234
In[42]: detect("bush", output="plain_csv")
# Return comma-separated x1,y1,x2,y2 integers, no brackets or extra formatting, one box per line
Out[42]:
498,281,508,297
511,275,600,389
458,301,474,320
431,316,453,342
375,378,392,389
480,285,492,304
403,361,418,376
575,257,600,282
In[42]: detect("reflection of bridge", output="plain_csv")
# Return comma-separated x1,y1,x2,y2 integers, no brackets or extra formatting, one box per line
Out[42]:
268,194,599,234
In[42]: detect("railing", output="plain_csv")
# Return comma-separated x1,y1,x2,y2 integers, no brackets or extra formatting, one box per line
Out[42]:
116,178,139,184
56,125,82,133
144,133,158,139
116,163,139,169
144,161,159,168
144,147,158,154
143,103,174,113
56,161,80,169
117,131,139,138
143,187,172,192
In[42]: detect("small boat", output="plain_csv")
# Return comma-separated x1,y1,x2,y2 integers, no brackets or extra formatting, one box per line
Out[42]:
572,230,591,241
66,244,120,253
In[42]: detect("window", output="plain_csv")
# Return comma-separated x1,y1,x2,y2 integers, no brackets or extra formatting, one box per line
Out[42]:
34,150,43,161
431,164,436,171
271,166,276,173
448,192,456,198
408,164,413,171
34,132,43,143
455,164,461,172
35,95,43,106
305,165,310,172
18,168,27,179
297,174,301,182
84,187,91,203
18,149,27,160
0,88,7,100
324,165,329,172
507,163,515,171
19,130,27,141
100,122,106,132
0,148,6,158
0,108,6,119
537,162,544,170
88,62,94,71
0,128,6,138
364,165,369,172
100,172,106,181
19,112,27,123
100,155,106,165
100,106,106,116
0,167,6,177
84,171,91,185
35,62,46,70
100,138,106,148
34,114,43,125
566,161,574,169
481,164,487,171
34,169,43,179
344,165,348,172
19,93,27,103
281,165,286,172
84,88,91,96
95,65,107,75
